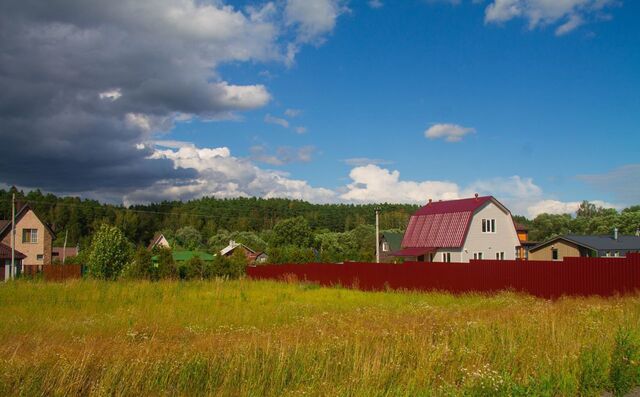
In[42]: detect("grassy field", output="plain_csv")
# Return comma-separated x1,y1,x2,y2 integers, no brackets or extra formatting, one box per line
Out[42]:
1,280,640,396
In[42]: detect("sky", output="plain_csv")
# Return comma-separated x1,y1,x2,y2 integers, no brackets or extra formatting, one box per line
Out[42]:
0,0,638,218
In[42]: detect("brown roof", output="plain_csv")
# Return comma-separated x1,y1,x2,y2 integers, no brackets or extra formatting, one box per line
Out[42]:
0,243,26,260
0,204,56,239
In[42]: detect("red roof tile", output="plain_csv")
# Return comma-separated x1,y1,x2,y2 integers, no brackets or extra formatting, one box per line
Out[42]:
401,196,498,249
390,247,436,257
414,196,492,215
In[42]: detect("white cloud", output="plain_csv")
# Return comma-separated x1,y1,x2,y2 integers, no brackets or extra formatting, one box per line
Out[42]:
264,114,290,128
484,0,617,35
526,199,619,217
425,123,475,142
339,165,461,203
368,0,384,9
295,126,307,134
337,166,619,218
123,142,335,205
285,108,302,117
285,0,346,43
99,89,122,101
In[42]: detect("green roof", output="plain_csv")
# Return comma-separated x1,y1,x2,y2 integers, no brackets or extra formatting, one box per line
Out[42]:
382,232,403,251
152,250,215,262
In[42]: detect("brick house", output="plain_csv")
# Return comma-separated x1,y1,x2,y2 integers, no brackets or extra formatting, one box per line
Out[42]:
0,204,55,267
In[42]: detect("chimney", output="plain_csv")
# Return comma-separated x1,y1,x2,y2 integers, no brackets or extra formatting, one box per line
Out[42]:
428,198,432,205
614,228,618,241
474,193,479,201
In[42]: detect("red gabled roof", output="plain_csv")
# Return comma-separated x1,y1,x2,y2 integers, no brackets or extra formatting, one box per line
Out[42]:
401,196,501,249
414,196,492,215
390,247,436,257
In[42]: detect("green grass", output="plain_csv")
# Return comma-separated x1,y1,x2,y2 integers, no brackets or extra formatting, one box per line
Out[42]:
1,279,639,396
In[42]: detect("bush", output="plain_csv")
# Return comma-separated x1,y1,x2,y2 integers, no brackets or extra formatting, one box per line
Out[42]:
87,224,132,280
156,248,177,280
123,247,154,280
610,327,640,396
179,256,206,280
211,250,245,279
267,246,316,264
578,345,610,396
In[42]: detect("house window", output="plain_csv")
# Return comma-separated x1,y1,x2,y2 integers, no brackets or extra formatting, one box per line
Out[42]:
614,251,620,257
605,251,611,257
473,252,483,260
482,219,496,233
36,254,44,261
552,248,559,260
496,252,505,260
22,229,38,244
382,242,389,252
442,252,451,263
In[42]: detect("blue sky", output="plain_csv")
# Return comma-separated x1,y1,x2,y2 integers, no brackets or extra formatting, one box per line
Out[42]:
2,0,639,216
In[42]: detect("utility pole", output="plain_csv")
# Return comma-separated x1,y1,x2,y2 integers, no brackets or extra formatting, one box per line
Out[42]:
10,193,15,279
375,208,380,264
62,230,68,265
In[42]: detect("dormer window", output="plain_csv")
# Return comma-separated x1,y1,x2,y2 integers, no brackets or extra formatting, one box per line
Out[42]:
382,242,389,252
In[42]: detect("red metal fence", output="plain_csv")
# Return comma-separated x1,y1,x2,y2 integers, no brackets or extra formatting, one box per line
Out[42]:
21,264,83,281
247,254,640,298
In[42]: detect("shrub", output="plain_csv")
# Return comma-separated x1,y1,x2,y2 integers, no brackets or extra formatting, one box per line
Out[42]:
610,327,640,396
179,256,206,280
156,248,177,280
87,224,132,280
123,247,153,280
578,345,610,396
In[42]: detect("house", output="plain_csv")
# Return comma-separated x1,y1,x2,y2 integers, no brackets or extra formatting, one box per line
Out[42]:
147,233,171,250
515,223,537,260
379,232,403,262
391,195,521,263
220,240,268,264
0,204,55,267
1,243,26,281
529,232,640,261
52,246,79,263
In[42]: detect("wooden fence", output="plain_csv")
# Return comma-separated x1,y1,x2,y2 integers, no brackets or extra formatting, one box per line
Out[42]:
247,254,640,299
21,264,83,281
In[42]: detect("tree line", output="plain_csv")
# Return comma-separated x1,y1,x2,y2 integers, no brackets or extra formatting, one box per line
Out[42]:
1,189,639,262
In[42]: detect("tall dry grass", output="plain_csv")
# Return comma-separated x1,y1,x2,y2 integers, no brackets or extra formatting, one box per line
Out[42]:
1,279,639,396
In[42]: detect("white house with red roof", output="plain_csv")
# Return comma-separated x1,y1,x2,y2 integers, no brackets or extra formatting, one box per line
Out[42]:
392,195,521,263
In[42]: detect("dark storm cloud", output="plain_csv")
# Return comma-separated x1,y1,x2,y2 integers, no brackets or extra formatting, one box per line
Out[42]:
0,0,275,195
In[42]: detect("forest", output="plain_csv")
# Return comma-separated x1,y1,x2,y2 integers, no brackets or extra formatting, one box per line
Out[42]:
1,188,639,262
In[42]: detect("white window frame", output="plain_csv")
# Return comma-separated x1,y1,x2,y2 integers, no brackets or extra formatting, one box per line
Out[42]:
442,252,451,263
481,219,496,233
382,242,389,252
496,252,505,260
22,228,38,244
473,252,483,260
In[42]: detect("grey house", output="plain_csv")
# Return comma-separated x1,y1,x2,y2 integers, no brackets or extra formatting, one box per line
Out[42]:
529,233,640,261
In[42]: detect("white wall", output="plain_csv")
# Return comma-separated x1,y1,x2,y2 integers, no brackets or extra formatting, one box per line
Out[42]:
459,202,521,263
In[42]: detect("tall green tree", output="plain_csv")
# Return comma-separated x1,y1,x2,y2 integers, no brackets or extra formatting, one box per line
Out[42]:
87,224,132,280
271,217,313,247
